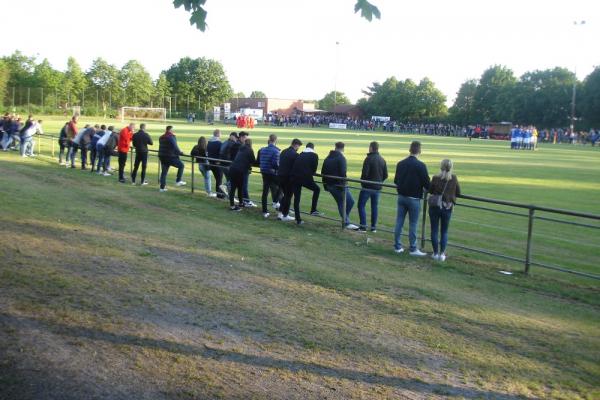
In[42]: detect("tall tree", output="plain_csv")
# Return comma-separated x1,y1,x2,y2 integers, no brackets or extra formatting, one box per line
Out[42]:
449,79,478,124
154,72,171,106
86,57,122,109
318,91,351,111
580,66,600,127
512,68,576,127
473,65,517,122
1,50,35,88
62,57,87,105
164,56,232,112
120,60,154,106
249,90,267,98
0,60,9,108
414,77,447,120
173,0,380,31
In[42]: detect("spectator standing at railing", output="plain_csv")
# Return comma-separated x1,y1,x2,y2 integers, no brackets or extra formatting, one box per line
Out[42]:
131,123,153,185
277,138,302,222
65,115,78,167
428,159,461,262
69,125,90,169
57,122,69,165
291,142,321,225
228,138,256,211
393,141,430,256
102,127,119,176
207,129,225,198
322,142,358,230
20,119,43,157
257,134,282,218
190,136,215,196
117,123,135,183
158,125,186,192
218,131,238,195
237,132,256,207
95,126,112,174
357,141,388,233
1,116,21,151
89,125,105,172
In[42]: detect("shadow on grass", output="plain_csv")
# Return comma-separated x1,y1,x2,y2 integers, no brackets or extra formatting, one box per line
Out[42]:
0,312,533,400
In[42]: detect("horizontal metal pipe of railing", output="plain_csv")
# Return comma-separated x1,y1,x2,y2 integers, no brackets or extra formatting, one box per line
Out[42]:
30,132,600,280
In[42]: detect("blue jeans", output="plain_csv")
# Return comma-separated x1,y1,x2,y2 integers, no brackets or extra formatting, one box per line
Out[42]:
394,195,421,251
20,136,33,156
199,164,212,194
429,206,453,254
358,189,380,229
326,185,354,225
67,142,78,167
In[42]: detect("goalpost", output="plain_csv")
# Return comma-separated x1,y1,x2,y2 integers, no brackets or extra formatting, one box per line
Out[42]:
120,107,167,123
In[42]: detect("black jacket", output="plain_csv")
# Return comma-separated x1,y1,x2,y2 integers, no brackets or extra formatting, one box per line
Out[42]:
278,146,299,178
291,150,319,182
229,145,256,173
132,129,153,153
394,155,430,198
321,150,347,187
158,132,183,159
104,132,118,153
360,152,388,190
190,145,208,165
219,139,236,161
207,138,222,165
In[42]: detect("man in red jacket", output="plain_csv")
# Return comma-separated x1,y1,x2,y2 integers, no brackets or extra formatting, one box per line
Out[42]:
117,123,135,183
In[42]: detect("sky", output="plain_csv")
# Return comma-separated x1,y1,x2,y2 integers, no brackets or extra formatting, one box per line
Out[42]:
1,0,598,105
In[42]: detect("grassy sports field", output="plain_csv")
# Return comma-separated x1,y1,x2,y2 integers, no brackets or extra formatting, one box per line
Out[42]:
0,116,599,399
30,116,600,281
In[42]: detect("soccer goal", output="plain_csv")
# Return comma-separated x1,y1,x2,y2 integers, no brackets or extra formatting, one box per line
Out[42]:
120,107,167,123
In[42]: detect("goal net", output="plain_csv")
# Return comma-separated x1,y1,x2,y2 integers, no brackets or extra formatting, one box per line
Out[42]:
120,107,167,123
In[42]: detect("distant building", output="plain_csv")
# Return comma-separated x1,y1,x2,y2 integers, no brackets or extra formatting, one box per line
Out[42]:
333,104,363,119
228,97,321,117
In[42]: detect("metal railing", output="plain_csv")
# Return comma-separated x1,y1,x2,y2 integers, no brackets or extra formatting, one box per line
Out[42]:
21,132,600,280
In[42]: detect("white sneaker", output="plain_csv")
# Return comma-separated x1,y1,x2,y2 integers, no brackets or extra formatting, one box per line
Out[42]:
141,181,149,186
102,172,111,176
439,253,446,262
263,212,270,218
394,248,405,254
431,253,439,261
345,223,359,230
272,202,280,210
131,182,137,186
159,188,168,192
175,181,187,186
208,193,217,198
277,212,284,220
219,184,229,196
244,201,257,207
410,249,427,257
281,215,295,222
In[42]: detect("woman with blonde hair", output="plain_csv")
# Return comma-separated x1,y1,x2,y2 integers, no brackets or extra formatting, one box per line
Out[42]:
428,159,461,261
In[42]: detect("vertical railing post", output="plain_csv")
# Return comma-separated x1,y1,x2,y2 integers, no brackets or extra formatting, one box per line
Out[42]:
341,180,347,229
129,147,133,177
525,208,535,275
191,156,195,194
420,193,428,250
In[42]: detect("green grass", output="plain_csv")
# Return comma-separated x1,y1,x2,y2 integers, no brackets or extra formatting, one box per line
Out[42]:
32,116,600,282
0,145,599,399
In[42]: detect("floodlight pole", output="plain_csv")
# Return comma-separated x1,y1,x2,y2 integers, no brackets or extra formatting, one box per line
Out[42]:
570,20,586,134
333,41,340,112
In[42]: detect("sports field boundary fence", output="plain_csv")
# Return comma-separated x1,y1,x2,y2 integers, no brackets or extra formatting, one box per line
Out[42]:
22,133,600,281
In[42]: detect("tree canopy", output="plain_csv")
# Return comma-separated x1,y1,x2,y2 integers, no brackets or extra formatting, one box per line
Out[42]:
173,0,380,31
318,91,351,111
249,91,267,98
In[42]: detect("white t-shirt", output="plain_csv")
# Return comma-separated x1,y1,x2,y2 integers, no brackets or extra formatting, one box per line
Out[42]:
97,130,112,146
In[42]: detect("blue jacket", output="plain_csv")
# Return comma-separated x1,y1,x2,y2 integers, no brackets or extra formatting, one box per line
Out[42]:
257,143,280,175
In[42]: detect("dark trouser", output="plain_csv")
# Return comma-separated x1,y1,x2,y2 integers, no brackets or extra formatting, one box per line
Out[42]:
261,173,281,213
59,141,67,163
292,179,320,222
118,151,128,181
210,165,224,196
159,157,184,189
326,184,354,225
131,151,148,183
429,206,453,254
229,168,245,207
278,176,293,216
80,145,88,169
89,147,97,171
103,149,112,172
243,171,250,201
